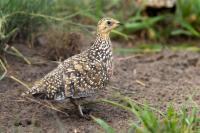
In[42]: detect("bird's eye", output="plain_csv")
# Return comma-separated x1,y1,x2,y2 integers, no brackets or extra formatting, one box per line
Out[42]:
107,21,111,25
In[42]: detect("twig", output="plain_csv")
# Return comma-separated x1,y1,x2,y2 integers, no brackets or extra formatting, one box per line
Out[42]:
1,28,18,42
9,99,27,102
9,75,30,90
135,80,146,87
5,11,64,21
24,97,69,116
10,46,31,65
0,59,7,80
116,54,143,61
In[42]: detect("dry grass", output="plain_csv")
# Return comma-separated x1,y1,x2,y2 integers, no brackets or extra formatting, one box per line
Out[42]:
36,28,83,61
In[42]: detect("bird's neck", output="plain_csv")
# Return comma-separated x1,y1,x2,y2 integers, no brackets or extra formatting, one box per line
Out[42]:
92,33,111,48
97,31,110,40
88,33,112,61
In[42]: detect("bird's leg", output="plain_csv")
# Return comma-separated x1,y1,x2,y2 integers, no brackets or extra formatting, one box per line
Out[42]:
77,104,84,117
70,98,91,119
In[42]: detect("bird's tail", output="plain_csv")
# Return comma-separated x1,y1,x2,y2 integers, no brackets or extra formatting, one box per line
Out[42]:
21,86,41,97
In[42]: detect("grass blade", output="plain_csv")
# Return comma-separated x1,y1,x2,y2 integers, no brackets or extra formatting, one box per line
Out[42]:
91,116,115,133
9,75,30,90
9,46,31,65
0,59,7,80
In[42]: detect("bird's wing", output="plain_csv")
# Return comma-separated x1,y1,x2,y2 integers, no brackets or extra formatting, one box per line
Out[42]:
63,57,107,98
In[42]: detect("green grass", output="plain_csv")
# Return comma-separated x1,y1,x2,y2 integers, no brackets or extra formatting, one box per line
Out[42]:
0,0,60,73
93,96,200,133
0,0,51,43
114,43,200,56
171,0,200,37
1,0,200,43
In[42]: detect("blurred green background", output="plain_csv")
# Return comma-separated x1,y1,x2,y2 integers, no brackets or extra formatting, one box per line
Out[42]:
1,0,200,44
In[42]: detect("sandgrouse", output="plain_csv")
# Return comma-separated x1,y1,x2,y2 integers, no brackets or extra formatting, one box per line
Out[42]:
22,17,121,117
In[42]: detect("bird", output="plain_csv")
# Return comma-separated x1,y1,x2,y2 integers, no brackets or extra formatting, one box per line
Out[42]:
21,17,121,117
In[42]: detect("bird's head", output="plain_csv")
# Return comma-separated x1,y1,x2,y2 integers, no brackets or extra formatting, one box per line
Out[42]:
97,17,121,39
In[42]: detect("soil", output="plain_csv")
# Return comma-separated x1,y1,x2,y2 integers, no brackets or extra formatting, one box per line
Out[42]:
0,40,200,133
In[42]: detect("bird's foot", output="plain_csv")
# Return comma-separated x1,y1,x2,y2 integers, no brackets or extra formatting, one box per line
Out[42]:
78,105,92,120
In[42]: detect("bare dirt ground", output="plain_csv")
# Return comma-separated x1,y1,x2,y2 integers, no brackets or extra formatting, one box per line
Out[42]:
0,42,200,132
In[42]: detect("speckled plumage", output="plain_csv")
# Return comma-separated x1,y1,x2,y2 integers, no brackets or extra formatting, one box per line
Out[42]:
22,17,120,117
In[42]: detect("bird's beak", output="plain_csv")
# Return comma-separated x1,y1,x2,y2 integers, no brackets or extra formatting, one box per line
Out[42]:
115,21,123,26
119,22,123,25
115,21,122,27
